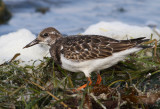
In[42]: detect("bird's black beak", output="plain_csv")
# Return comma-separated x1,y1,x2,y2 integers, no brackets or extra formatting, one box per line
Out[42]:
23,38,40,49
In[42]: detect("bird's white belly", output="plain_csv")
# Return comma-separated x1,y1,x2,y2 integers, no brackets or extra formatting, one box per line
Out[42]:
60,47,141,77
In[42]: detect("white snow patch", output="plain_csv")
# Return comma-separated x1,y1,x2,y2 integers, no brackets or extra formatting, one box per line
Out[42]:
83,21,160,40
0,29,49,65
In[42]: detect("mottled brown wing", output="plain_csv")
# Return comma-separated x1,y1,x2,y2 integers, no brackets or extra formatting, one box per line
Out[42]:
61,35,146,61
61,35,115,61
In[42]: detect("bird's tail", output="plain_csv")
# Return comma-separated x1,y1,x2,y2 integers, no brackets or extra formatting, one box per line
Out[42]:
129,37,149,44
122,37,152,49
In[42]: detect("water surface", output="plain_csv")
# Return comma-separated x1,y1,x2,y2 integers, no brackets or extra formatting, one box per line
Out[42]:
1,0,160,35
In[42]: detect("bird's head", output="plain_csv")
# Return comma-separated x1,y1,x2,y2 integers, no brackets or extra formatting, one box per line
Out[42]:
23,27,62,48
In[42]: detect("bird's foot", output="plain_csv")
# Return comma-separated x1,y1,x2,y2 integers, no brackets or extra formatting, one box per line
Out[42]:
95,73,102,85
73,77,92,92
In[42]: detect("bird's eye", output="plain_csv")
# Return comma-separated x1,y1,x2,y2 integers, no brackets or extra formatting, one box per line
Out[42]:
43,33,49,37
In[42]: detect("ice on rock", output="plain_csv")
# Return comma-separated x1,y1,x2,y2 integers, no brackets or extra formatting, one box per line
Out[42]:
0,29,49,65
83,21,160,40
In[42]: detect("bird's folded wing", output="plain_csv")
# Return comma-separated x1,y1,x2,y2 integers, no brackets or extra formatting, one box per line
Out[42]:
61,35,140,61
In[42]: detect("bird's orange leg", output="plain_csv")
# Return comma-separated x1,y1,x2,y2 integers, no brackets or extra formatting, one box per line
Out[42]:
95,73,102,85
73,77,92,92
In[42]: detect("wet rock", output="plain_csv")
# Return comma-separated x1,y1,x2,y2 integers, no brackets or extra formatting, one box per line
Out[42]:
117,7,126,12
0,0,11,24
35,7,49,14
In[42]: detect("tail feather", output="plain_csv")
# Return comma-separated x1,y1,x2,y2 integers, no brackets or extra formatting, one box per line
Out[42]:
130,37,152,49
121,37,152,49
129,37,149,44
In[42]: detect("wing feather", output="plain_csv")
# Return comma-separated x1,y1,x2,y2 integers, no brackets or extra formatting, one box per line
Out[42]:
61,35,146,61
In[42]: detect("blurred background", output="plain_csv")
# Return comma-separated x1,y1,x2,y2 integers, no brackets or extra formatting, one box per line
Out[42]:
0,0,160,35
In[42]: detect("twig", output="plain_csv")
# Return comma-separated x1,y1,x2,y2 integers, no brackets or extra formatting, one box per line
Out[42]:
9,53,21,62
116,91,121,109
144,39,157,57
90,93,106,109
24,79,71,109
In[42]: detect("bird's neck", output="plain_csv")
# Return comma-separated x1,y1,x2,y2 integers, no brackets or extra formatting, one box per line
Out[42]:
48,35,63,46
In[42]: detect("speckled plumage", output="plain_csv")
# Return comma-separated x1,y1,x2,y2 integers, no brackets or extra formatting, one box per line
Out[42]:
50,35,149,64
24,27,151,77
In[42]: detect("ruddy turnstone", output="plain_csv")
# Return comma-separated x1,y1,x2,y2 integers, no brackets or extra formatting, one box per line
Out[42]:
24,27,151,91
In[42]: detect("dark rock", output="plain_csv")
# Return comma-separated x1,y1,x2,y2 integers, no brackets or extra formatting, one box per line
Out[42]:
35,7,49,14
117,7,126,12
0,0,11,24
